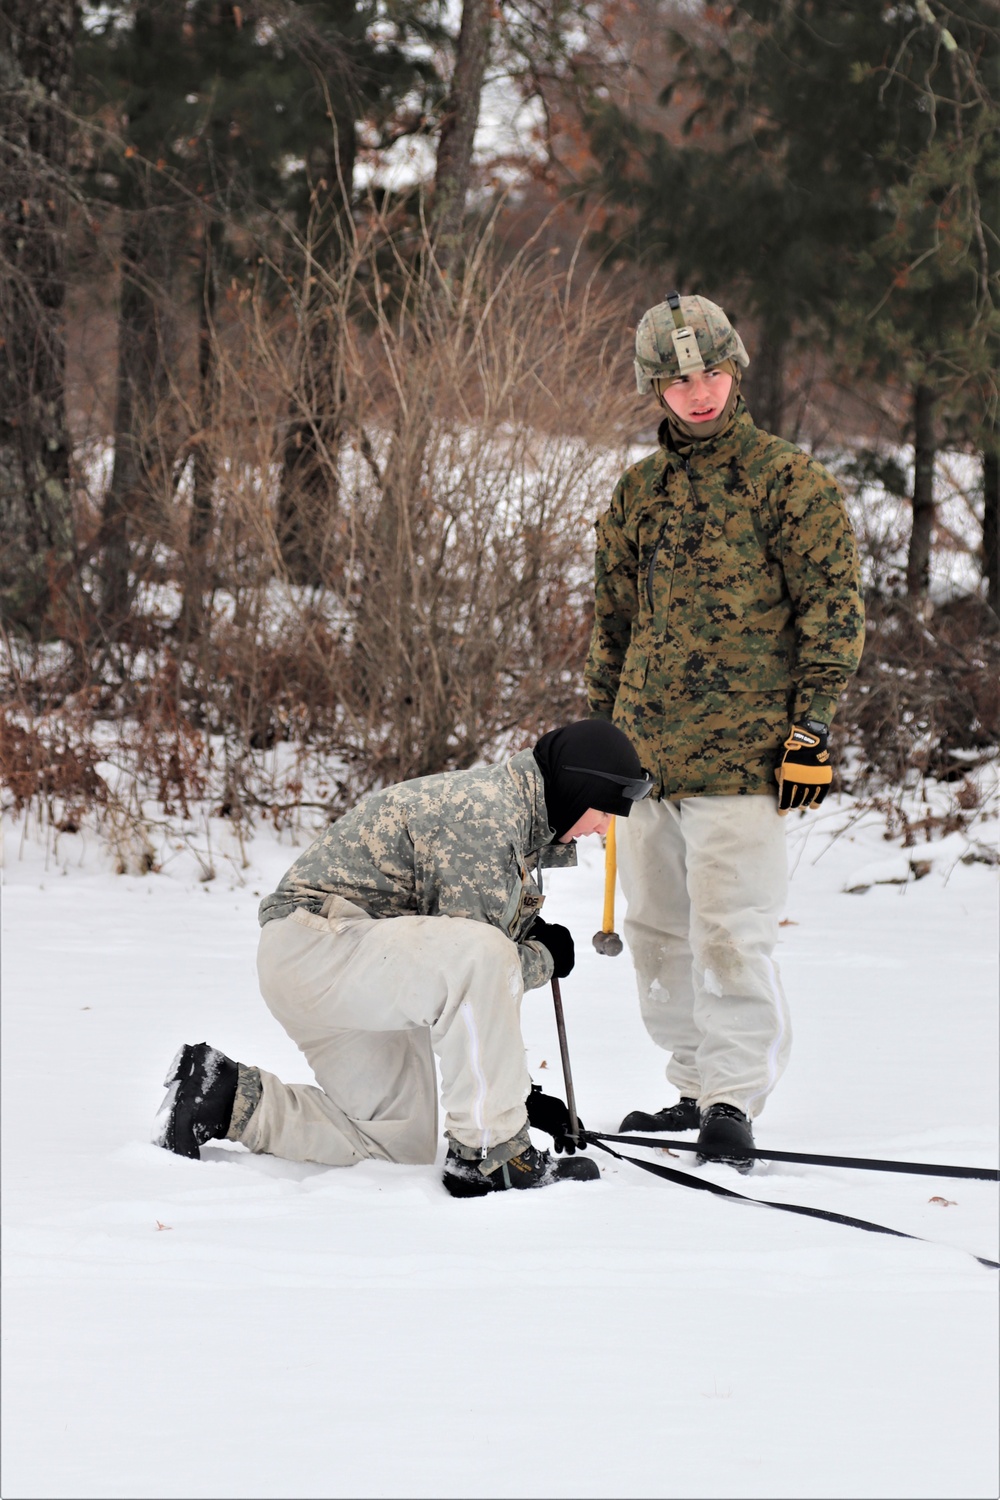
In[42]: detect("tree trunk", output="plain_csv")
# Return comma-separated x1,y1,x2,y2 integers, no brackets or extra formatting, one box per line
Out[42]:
97,1,188,636
983,433,999,618
431,0,495,270
98,205,178,633
276,112,357,585
741,318,786,436
906,381,936,600
276,316,348,587
0,0,83,640
178,214,221,642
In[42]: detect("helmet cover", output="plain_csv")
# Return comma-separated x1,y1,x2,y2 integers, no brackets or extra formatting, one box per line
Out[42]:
634,294,749,394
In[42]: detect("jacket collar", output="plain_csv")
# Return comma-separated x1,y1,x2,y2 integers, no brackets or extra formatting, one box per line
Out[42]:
657,399,758,473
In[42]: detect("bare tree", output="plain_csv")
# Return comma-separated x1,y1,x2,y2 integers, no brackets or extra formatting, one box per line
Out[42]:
98,198,182,633
983,430,999,617
0,0,83,640
177,212,223,645
906,382,937,602
431,0,495,268
274,51,360,587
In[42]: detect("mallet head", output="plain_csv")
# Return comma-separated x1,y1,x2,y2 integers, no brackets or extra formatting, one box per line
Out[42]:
592,930,623,957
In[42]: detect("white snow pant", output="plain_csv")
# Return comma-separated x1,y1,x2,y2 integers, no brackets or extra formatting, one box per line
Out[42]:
242,900,531,1167
616,794,791,1119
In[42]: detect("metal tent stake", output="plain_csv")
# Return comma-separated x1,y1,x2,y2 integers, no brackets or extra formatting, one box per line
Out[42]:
550,976,581,1147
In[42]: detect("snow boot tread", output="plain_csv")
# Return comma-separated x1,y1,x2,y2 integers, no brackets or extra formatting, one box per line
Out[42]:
152,1042,238,1159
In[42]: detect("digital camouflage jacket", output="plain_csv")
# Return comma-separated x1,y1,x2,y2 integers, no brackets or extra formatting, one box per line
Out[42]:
585,403,865,798
258,750,575,990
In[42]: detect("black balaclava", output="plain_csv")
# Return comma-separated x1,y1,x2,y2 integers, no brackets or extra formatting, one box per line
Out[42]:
533,720,646,841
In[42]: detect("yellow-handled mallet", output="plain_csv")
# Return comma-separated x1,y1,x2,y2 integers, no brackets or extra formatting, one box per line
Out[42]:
592,815,623,957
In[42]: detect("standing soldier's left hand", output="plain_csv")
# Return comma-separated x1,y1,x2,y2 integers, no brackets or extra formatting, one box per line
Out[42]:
775,721,833,813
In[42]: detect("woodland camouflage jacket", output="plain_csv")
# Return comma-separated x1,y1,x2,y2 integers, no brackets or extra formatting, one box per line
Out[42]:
585,403,865,798
258,750,575,990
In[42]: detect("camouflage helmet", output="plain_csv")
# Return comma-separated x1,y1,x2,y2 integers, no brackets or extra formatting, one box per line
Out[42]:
634,292,749,394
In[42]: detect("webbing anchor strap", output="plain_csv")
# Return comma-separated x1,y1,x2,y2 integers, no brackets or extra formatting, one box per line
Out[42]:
583,1134,999,1271
590,1131,1000,1182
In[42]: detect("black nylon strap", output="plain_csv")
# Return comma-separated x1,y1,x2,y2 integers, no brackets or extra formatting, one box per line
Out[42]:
586,1136,1000,1271
590,1131,1000,1182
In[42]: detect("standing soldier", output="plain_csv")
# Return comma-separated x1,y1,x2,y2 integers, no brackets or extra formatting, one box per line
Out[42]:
587,293,865,1169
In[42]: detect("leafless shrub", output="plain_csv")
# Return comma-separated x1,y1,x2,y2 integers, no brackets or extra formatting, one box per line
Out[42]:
0,697,107,831
837,593,1000,790
124,653,208,817
179,208,637,800
5,210,639,843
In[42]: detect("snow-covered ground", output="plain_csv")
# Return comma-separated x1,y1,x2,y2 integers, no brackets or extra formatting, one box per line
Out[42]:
2,789,998,1500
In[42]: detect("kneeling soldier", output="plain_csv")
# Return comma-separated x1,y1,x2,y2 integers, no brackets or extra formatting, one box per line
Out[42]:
153,720,651,1197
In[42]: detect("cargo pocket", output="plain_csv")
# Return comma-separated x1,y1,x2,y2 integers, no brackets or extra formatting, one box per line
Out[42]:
289,908,336,935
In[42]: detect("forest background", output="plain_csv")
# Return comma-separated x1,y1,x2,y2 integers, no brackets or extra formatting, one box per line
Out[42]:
2,0,998,858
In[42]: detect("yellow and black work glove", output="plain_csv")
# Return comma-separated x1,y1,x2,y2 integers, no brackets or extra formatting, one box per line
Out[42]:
775,720,833,814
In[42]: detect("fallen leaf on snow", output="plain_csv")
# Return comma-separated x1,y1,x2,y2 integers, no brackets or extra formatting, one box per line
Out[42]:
928,1197,957,1207
155,1220,172,1231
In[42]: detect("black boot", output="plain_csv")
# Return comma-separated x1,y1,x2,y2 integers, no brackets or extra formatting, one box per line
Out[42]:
152,1043,238,1159
442,1141,600,1198
619,1097,701,1133
696,1104,755,1173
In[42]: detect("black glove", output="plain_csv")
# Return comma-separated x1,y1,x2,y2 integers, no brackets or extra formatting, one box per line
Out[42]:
526,1084,586,1154
775,720,833,814
528,916,575,978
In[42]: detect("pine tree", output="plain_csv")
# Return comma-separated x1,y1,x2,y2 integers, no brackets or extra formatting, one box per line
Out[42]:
582,1,1000,598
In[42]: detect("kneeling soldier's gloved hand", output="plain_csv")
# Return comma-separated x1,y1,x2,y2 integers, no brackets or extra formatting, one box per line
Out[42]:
775,720,833,814
526,1083,585,1153
528,916,575,978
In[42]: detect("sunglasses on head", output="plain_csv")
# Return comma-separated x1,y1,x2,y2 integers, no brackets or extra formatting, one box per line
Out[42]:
564,767,655,802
